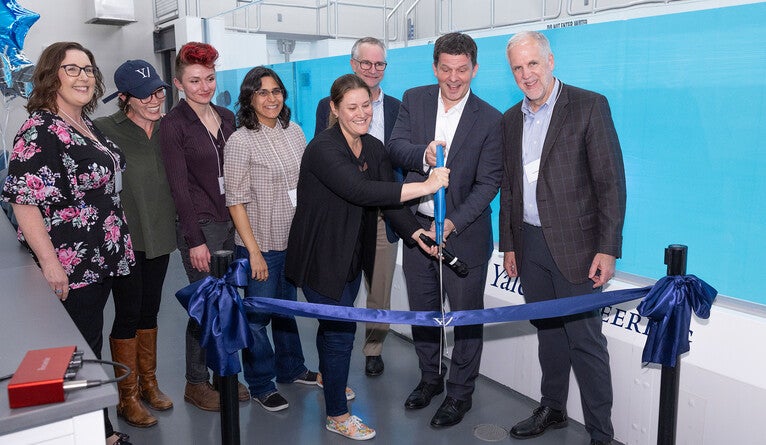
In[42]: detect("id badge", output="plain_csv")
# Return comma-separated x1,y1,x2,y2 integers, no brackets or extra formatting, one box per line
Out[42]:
524,158,540,184
114,170,123,193
218,176,225,195
288,188,297,207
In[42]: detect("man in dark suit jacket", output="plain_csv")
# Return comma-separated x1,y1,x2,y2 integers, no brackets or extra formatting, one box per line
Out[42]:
315,37,402,377
499,31,626,445
388,32,502,428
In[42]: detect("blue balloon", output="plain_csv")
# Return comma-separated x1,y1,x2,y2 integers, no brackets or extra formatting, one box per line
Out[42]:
0,0,39,99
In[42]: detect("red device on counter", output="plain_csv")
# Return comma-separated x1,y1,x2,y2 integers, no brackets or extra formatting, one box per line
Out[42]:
7,346,83,408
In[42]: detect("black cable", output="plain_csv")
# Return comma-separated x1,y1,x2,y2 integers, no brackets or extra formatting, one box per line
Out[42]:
62,358,131,391
0,372,13,382
82,358,130,384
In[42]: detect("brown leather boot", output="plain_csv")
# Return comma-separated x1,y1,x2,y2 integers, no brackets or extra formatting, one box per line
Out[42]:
110,337,158,427
136,328,173,410
184,381,220,411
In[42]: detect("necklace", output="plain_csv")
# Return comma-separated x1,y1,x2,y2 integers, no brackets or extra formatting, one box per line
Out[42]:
206,104,221,136
203,105,225,177
58,108,97,141
57,108,122,192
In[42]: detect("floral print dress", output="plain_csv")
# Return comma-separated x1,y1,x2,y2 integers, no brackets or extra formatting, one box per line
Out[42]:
2,110,134,289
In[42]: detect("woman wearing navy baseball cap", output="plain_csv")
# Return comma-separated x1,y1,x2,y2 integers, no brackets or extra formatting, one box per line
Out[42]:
95,59,176,429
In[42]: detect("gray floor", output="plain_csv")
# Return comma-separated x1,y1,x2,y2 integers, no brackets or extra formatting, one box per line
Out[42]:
102,252,616,445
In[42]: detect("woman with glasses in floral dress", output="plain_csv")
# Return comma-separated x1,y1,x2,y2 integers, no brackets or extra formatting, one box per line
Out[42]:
1,42,134,445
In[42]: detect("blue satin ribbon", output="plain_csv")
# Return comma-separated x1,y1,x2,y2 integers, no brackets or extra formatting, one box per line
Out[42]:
637,274,717,367
176,257,716,372
242,286,652,326
176,259,253,376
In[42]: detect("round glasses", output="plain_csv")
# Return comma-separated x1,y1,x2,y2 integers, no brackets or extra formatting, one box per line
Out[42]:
138,88,167,104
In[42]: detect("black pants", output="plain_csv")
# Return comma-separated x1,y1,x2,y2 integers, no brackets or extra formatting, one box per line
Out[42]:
110,251,171,339
402,213,486,401
61,278,116,438
519,223,613,442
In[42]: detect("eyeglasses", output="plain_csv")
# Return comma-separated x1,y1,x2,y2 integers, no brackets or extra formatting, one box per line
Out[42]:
60,64,98,78
255,88,284,98
353,59,387,71
138,88,167,104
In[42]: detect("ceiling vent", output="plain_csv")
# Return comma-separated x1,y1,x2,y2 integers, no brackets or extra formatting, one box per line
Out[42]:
86,0,137,26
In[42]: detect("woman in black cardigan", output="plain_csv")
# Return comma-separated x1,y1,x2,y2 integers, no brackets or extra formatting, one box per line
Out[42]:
285,74,448,440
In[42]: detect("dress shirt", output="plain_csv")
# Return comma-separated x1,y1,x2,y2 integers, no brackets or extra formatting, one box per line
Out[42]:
160,99,236,248
417,89,471,217
94,111,177,259
368,88,385,143
224,122,306,252
521,78,561,226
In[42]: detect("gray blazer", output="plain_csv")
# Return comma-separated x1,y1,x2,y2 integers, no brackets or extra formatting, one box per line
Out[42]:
499,83,627,284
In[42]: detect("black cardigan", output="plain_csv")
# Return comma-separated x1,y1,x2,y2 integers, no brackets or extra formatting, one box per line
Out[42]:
285,124,419,300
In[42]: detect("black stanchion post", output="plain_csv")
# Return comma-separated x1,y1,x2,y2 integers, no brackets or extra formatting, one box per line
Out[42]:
211,250,240,445
657,244,687,445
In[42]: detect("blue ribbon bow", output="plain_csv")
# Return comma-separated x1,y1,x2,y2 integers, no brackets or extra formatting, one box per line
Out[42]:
637,274,717,367
176,259,253,376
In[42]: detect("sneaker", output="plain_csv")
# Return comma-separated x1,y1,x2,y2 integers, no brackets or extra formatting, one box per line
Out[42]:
326,415,376,440
255,391,289,412
292,369,319,385
317,373,356,400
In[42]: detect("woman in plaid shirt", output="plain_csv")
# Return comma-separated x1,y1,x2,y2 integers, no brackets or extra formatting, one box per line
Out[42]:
224,67,318,413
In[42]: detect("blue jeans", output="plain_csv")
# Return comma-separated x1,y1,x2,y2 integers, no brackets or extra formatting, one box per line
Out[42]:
302,274,361,417
237,247,309,399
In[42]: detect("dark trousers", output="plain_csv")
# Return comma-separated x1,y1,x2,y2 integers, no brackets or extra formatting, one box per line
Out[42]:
402,215,486,401
302,274,361,417
519,223,614,442
61,278,115,437
110,251,171,339
177,219,235,383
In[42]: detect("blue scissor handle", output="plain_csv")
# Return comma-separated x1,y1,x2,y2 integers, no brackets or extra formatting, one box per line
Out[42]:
434,144,445,245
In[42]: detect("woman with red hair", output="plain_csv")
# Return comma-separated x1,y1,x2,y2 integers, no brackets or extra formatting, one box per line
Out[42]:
160,41,249,411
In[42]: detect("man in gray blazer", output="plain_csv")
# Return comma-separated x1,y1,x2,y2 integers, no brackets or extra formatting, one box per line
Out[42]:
499,31,626,445
388,32,502,428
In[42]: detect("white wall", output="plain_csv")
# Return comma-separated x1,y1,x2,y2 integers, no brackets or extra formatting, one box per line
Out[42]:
170,17,269,70
1,0,159,153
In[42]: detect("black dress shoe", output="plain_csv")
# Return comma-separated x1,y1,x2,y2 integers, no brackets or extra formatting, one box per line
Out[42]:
404,380,444,409
510,406,568,439
590,440,612,445
365,355,384,376
429,396,472,427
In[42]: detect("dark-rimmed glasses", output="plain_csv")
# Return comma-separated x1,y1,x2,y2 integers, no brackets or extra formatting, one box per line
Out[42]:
60,64,98,78
139,88,167,104
255,88,284,98
353,59,387,71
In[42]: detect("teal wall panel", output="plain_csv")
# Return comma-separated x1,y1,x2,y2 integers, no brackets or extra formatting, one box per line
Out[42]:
216,3,766,305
